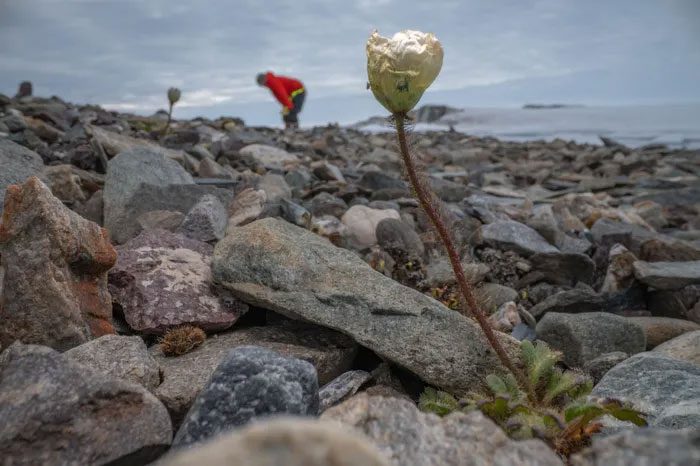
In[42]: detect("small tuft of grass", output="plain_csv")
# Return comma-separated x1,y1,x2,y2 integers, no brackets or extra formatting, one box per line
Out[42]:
159,325,206,356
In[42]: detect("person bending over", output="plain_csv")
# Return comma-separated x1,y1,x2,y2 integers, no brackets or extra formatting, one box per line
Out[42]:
256,71,306,129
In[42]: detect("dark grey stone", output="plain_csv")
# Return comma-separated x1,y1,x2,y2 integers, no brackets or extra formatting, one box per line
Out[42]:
308,191,348,218
172,345,319,448
178,194,227,242
583,351,628,384
475,220,559,256
530,252,595,286
591,352,700,428
571,428,700,466
0,343,172,465
319,370,372,411
536,312,646,367
529,288,606,319
633,260,700,291
376,218,425,260
104,147,194,243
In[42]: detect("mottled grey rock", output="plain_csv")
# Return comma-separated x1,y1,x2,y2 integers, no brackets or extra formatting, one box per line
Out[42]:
109,229,246,334
213,218,521,396
239,144,298,166
280,198,311,228
653,330,700,365
475,220,559,256
592,352,700,428
590,218,656,256
138,209,185,232
258,173,292,202
313,161,346,183
0,138,44,215
536,312,646,367
178,194,227,242
376,218,425,260
474,282,519,311
0,177,116,352
627,316,700,349
88,124,187,162
633,260,700,290
153,325,355,426
571,428,700,466
0,343,172,466
159,418,389,466
172,346,319,448
104,147,194,243
319,370,372,411
64,334,160,391
322,394,564,466
308,191,348,218
583,351,629,383
428,177,468,202
358,171,405,191
421,256,489,288
529,288,606,318
529,252,595,286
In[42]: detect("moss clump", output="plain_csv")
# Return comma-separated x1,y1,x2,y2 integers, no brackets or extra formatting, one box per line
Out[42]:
159,325,206,356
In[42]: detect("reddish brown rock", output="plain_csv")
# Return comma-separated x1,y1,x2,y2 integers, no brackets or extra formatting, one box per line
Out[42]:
0,176,116,351
109,229,246,334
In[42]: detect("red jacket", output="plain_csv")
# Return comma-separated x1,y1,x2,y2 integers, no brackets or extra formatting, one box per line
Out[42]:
264,72,304,110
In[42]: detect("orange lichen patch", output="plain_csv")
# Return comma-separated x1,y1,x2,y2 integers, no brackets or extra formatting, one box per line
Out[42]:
73,280,115,336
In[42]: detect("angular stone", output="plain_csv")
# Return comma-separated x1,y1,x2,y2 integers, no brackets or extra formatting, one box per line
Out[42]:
239,144,298,166
341,205,400,249
592,352,700,428
474,283,519,311
536,312,646,367
109,230,245,334
138,209,184,232
600,244,637,293
319,370,372,411
258,173,292,202
571,428,700,466
376,218,425,260
178,194,227,242
322,394,564,466
627,316,700,349
159,418,389,466
64,334,160,391
0,343,172,465
633,260,700,290
0,177,116,351
529,288,606,319
475,220,559,256
313,161,346,183
88,124,187,162
529,252,595,286
652,330,700,365
172,346,319,448
583,351,629,384
212,218,520,396
227,188,267,229
153,325,356,425
0,139,44,215
308,192,348,218
104,147,194,243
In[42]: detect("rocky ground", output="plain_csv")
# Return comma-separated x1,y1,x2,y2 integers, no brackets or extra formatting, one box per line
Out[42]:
0,88,699,466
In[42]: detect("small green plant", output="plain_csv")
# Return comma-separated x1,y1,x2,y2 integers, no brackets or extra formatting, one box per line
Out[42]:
419,340,646,457
162,87,181,136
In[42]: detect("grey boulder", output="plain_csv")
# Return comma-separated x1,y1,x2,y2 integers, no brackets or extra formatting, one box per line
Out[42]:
0,138,45,215
536,312,646,367
0,343,172,466
212,218,520,396
172,345,319,448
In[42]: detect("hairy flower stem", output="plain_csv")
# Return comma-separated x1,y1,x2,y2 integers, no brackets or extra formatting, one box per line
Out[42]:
162,103,173,136
393,113,528,392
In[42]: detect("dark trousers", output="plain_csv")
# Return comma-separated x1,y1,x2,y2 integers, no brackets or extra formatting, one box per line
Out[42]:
283,90,305,126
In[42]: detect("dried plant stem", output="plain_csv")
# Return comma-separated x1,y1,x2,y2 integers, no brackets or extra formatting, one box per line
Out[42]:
162,102,174,136
393,113,527,390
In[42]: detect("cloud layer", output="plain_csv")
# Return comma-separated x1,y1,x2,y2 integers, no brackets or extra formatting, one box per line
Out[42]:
1,0,698,125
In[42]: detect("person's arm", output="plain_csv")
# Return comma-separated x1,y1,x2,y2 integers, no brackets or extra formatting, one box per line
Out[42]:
266,75,294,110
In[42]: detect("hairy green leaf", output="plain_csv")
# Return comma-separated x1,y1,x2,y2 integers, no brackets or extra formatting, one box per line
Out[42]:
418,387,460,416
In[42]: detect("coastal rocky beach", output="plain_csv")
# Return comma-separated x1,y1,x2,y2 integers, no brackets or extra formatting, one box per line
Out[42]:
1,88,699,465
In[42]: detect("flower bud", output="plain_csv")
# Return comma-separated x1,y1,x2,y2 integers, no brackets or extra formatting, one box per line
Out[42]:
167,87,181,105
366,30,443,114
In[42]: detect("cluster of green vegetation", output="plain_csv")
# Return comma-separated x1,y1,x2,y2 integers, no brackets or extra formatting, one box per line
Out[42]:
419,341,646,456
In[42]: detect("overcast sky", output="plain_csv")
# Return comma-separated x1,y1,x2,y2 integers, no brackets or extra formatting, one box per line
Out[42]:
1,0,699,126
